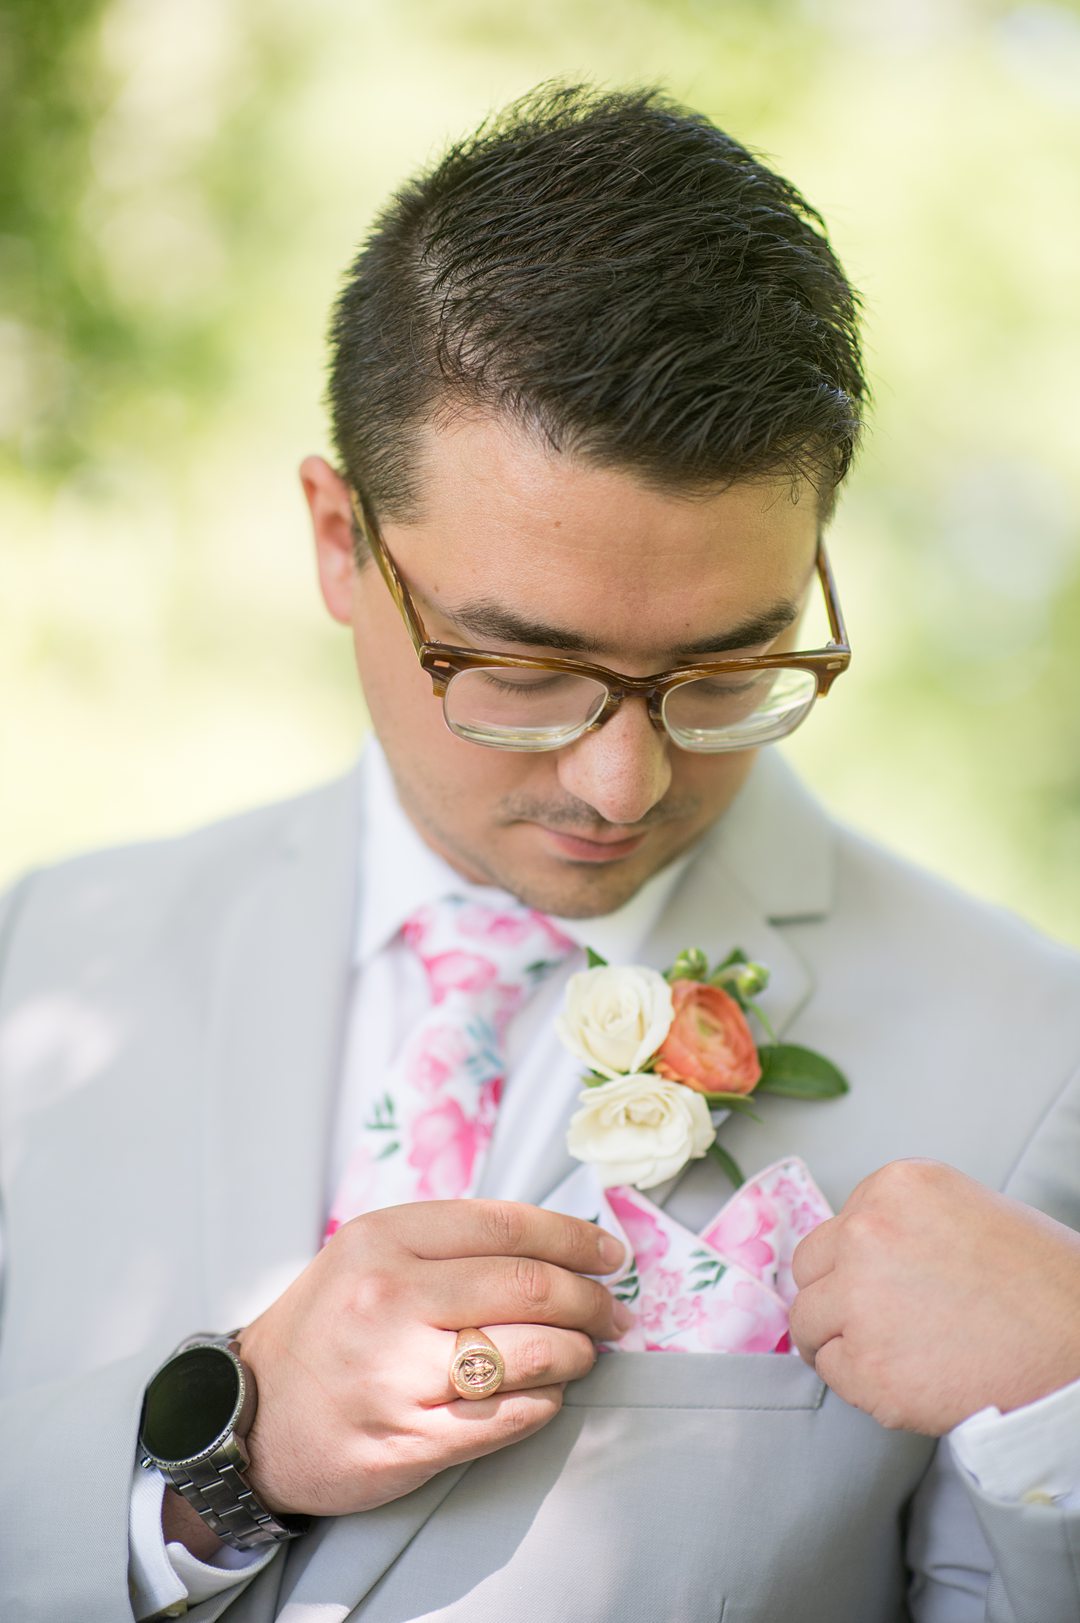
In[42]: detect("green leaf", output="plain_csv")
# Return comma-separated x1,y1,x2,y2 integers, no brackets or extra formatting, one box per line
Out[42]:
702,1091,763,1121
614,1264,641,1305
707,1139,745,1188
585,947,608,969
755,1044,850,1099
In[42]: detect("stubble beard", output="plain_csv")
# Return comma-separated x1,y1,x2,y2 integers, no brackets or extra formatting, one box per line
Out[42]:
388,760,706,919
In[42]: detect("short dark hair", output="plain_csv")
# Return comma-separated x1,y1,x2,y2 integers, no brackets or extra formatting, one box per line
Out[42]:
327,83,866,536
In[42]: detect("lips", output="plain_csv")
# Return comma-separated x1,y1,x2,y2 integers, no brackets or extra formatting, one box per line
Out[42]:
537,826,649,863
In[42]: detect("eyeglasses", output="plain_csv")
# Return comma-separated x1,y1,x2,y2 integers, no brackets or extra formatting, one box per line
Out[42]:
348,487,851,754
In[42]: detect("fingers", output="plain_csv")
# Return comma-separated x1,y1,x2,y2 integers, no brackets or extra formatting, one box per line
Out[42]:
428,1324,596,1406
365,1200,626,1276
428,1383,567,1463
806,1335,902,1429
790,1214,839,1290
811,1334,850,1395
787,1276,843,1365
426,1253,629,1342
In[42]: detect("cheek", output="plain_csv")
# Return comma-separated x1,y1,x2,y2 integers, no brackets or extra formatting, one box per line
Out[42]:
353,624,436,740
350,615,550,808
349,581,439,742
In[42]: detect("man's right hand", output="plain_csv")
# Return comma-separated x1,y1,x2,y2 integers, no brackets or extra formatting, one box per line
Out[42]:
236,1200,630,1517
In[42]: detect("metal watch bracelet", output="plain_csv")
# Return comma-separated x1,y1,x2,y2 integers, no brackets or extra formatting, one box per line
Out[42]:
168,1445,303,1549
151,1330,309,1550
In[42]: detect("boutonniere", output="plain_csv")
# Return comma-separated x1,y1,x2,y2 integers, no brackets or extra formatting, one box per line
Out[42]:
556,947,848,1191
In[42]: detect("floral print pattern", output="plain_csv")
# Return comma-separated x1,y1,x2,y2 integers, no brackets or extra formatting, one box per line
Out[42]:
324,897,576,1240
546,1158,832,1356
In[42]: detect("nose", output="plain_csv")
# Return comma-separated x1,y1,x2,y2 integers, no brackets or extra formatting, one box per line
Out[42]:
555,694,672,827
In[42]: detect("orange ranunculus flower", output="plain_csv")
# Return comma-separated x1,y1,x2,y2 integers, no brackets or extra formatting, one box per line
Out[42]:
653,980,761,1095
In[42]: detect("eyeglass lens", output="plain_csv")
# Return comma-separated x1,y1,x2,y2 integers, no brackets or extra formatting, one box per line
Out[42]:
442,665,819,753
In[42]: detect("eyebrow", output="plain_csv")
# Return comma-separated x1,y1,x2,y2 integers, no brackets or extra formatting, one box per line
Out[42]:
430,597,802,659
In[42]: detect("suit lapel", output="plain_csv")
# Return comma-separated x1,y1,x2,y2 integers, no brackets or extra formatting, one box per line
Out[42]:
275,1464,472,1619
200,768,362,1329
653,751,835,1227
520,752,834,1216
534,749,836,1224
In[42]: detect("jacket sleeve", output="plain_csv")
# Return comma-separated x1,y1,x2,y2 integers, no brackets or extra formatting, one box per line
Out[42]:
0,1348,157,1623
0,876,136,1618
905,1060,1080,1621
0,872,284,1622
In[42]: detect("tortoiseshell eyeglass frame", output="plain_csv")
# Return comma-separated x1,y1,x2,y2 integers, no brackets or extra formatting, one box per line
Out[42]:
347,486,851,750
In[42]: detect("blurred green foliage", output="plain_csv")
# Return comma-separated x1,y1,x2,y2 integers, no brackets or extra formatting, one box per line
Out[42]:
3,0,1080,942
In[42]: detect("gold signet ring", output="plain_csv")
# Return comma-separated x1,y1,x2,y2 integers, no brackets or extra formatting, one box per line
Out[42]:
450,1329,506,1400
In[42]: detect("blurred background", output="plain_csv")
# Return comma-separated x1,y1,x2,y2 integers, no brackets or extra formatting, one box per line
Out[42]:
3,0,1080,942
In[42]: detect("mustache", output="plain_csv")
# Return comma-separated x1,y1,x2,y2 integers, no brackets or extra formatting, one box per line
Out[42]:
497,794,700,835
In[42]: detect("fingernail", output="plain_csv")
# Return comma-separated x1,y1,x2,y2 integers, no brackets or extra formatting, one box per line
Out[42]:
612,1299,635,1335
598,1232,626,1272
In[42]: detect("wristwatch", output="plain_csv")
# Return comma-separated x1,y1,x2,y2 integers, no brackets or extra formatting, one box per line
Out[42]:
139,1331,309,1550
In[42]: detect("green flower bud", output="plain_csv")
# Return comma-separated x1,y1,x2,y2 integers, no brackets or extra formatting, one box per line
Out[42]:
733,961,769,998
670,948,709,981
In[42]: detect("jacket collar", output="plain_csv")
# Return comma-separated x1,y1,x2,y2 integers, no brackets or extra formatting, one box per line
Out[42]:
707,747,835,924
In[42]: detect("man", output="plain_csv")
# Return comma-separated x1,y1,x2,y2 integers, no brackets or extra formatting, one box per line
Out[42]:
2,84,1080,1623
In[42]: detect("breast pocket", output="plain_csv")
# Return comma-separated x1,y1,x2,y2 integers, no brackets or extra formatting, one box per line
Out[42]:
562,1349,827,1411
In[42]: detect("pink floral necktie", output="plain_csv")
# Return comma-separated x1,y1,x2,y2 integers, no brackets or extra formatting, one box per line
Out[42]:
324,896,577,1240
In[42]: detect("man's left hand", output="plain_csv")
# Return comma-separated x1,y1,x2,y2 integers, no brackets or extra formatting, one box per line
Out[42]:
789,1159,1080,1434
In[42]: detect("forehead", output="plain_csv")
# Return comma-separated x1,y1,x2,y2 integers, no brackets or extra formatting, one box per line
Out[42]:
386,414,819,657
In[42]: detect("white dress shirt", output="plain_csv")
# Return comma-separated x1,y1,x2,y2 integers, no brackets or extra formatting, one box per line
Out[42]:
127,741,1080,1618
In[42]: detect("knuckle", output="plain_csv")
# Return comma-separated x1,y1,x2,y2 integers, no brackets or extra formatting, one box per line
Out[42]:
557,1212,593,1266
569,1329,598,1374
841,1208,883,1255
517,1335,555,1385
347,1264,400,1320
493,1393,537,1438
480,1201,527,1254
873,1157,939,1196
585,1280,615,1328
497,1389,561,1440
510,1255,554,1314
790,1234,814,1288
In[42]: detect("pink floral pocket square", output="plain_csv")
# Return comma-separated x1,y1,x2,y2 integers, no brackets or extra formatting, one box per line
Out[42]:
697,1155,834,1308
545,1157,833,1355
606,1183,791,1353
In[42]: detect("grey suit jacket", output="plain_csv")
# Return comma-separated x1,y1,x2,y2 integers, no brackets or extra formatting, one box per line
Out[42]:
3,753,1080,1623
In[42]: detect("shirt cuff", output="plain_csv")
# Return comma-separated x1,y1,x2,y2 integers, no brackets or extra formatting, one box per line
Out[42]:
129,1463,276,1620
949,1375,1080,1510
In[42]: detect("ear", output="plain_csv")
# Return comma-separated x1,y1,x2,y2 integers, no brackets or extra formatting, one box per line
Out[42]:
300,455,357,626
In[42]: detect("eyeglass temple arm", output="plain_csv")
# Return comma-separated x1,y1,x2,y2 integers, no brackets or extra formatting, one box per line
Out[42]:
351,485,850,672
817,541,849,652
348,488,429,655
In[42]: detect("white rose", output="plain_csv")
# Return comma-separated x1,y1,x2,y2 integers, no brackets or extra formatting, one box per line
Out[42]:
566,1073,716,1190
556,964,675,1079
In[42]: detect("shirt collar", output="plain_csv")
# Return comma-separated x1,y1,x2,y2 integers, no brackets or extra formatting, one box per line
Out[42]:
353,738,696,968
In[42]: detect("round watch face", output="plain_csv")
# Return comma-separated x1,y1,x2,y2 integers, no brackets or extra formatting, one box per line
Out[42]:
141,1344,244,1466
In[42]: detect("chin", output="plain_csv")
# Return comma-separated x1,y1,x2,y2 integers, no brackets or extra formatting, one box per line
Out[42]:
498,856,654,920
